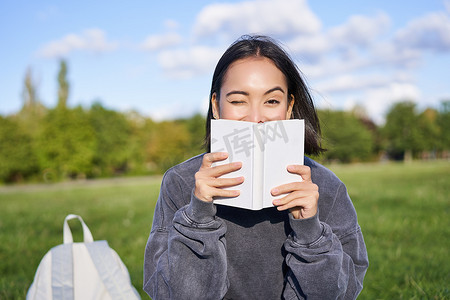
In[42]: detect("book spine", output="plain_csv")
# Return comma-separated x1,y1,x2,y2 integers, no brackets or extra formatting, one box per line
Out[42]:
253,123,264,209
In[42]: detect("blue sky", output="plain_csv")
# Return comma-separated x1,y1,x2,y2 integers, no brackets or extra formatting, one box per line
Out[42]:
1,0,449,124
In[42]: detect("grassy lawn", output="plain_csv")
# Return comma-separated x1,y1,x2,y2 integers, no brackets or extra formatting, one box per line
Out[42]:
330,161,449,299
0,161,448,299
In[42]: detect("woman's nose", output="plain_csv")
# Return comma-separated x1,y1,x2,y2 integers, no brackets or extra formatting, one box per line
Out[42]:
247,108,265,123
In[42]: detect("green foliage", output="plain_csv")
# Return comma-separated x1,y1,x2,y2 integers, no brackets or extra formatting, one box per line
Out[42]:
382,101,422,159
15,66,47,140
0,162,448,299
89,102,132,176
125,113,157,174
437,100,450,150
0,117,39,182
36,107,97,180
146,121,192,173
57,60,69,109
418,108,441,153
178,113,207,154
318,110,374,162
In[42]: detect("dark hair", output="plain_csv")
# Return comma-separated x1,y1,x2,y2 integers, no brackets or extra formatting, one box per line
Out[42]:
204,34,324,155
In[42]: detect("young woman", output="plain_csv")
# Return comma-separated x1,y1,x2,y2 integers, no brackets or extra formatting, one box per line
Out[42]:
144,35,369,299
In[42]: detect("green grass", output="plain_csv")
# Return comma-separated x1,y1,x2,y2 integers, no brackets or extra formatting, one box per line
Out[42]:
0,161,448,299
0,177,162,299
329,161,449,299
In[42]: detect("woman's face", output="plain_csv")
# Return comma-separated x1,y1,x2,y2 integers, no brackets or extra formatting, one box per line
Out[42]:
212,57,294,123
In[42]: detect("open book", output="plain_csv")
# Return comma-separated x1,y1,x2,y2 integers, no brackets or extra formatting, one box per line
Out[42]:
210,119,304,210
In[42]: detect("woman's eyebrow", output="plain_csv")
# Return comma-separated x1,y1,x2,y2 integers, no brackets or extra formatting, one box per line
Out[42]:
264,86,285,95
226,90,249,97
226,87,285,97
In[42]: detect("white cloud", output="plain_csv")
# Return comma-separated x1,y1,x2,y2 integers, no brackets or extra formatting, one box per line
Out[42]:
158,46,225,79
316,74,394,94
300,55,373,79
312,72,420,124
286,35,329,61
371,42,422,69
193,0,321,39
284,12,390,64
328,13,390,49
141,33,182,51
394,11,450,52
361,83,421,124
37,28,117,58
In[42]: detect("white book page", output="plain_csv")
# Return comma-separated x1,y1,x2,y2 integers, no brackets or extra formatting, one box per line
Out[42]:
210,120,254,210
262,120,305,208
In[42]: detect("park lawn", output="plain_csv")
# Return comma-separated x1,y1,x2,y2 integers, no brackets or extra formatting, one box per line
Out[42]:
0,177,162,299
331,161,449,299
0,161,448,299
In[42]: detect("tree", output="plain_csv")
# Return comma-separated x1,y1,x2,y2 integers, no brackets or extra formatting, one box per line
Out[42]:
437,100,450,153
146,121,191,172
23,67,38,108
37,107,96,180
177,113,206,156
89,102,132,176
16,67,47,137
318,110,374,163
383,101,421,161
57,60,69,110
417,108,440,158
0,116,38,182
124,111,157,174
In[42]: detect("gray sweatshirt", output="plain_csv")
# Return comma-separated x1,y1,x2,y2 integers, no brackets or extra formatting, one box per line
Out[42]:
144,154,368,299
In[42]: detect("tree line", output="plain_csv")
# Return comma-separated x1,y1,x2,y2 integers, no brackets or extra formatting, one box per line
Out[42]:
1,60,449,183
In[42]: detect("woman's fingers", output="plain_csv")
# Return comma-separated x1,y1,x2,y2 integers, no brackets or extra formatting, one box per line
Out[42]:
273,191,318,219
195,152,244,202
271,165,319,219
195,176,243,202
272,190,317,209
213,176,245,188
211,161,243,177
200,152,228,168
287,164,311,181
271,180,318,197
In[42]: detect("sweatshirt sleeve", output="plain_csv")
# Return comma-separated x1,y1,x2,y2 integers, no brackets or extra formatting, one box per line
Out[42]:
143,169,228,300
282,182,369,300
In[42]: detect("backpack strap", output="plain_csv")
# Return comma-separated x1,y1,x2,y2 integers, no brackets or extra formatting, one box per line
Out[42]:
85,241,140,300
63,214,94,244
51,244,74,300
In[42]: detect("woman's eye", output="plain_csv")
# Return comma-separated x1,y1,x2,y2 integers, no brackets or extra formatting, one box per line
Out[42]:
230,100,245,104
266,99,280,105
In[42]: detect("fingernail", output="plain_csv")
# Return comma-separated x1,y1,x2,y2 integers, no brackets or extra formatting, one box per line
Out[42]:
271,188,278,195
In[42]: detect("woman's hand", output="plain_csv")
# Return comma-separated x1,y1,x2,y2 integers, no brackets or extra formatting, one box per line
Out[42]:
194,152,244,203
271,165,319,219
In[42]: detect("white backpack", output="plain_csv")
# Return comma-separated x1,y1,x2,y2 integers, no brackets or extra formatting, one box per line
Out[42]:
26,214,141,300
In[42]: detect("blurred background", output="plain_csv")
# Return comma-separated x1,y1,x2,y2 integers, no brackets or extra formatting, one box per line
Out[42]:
1,0,449,181
0,0,449,299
